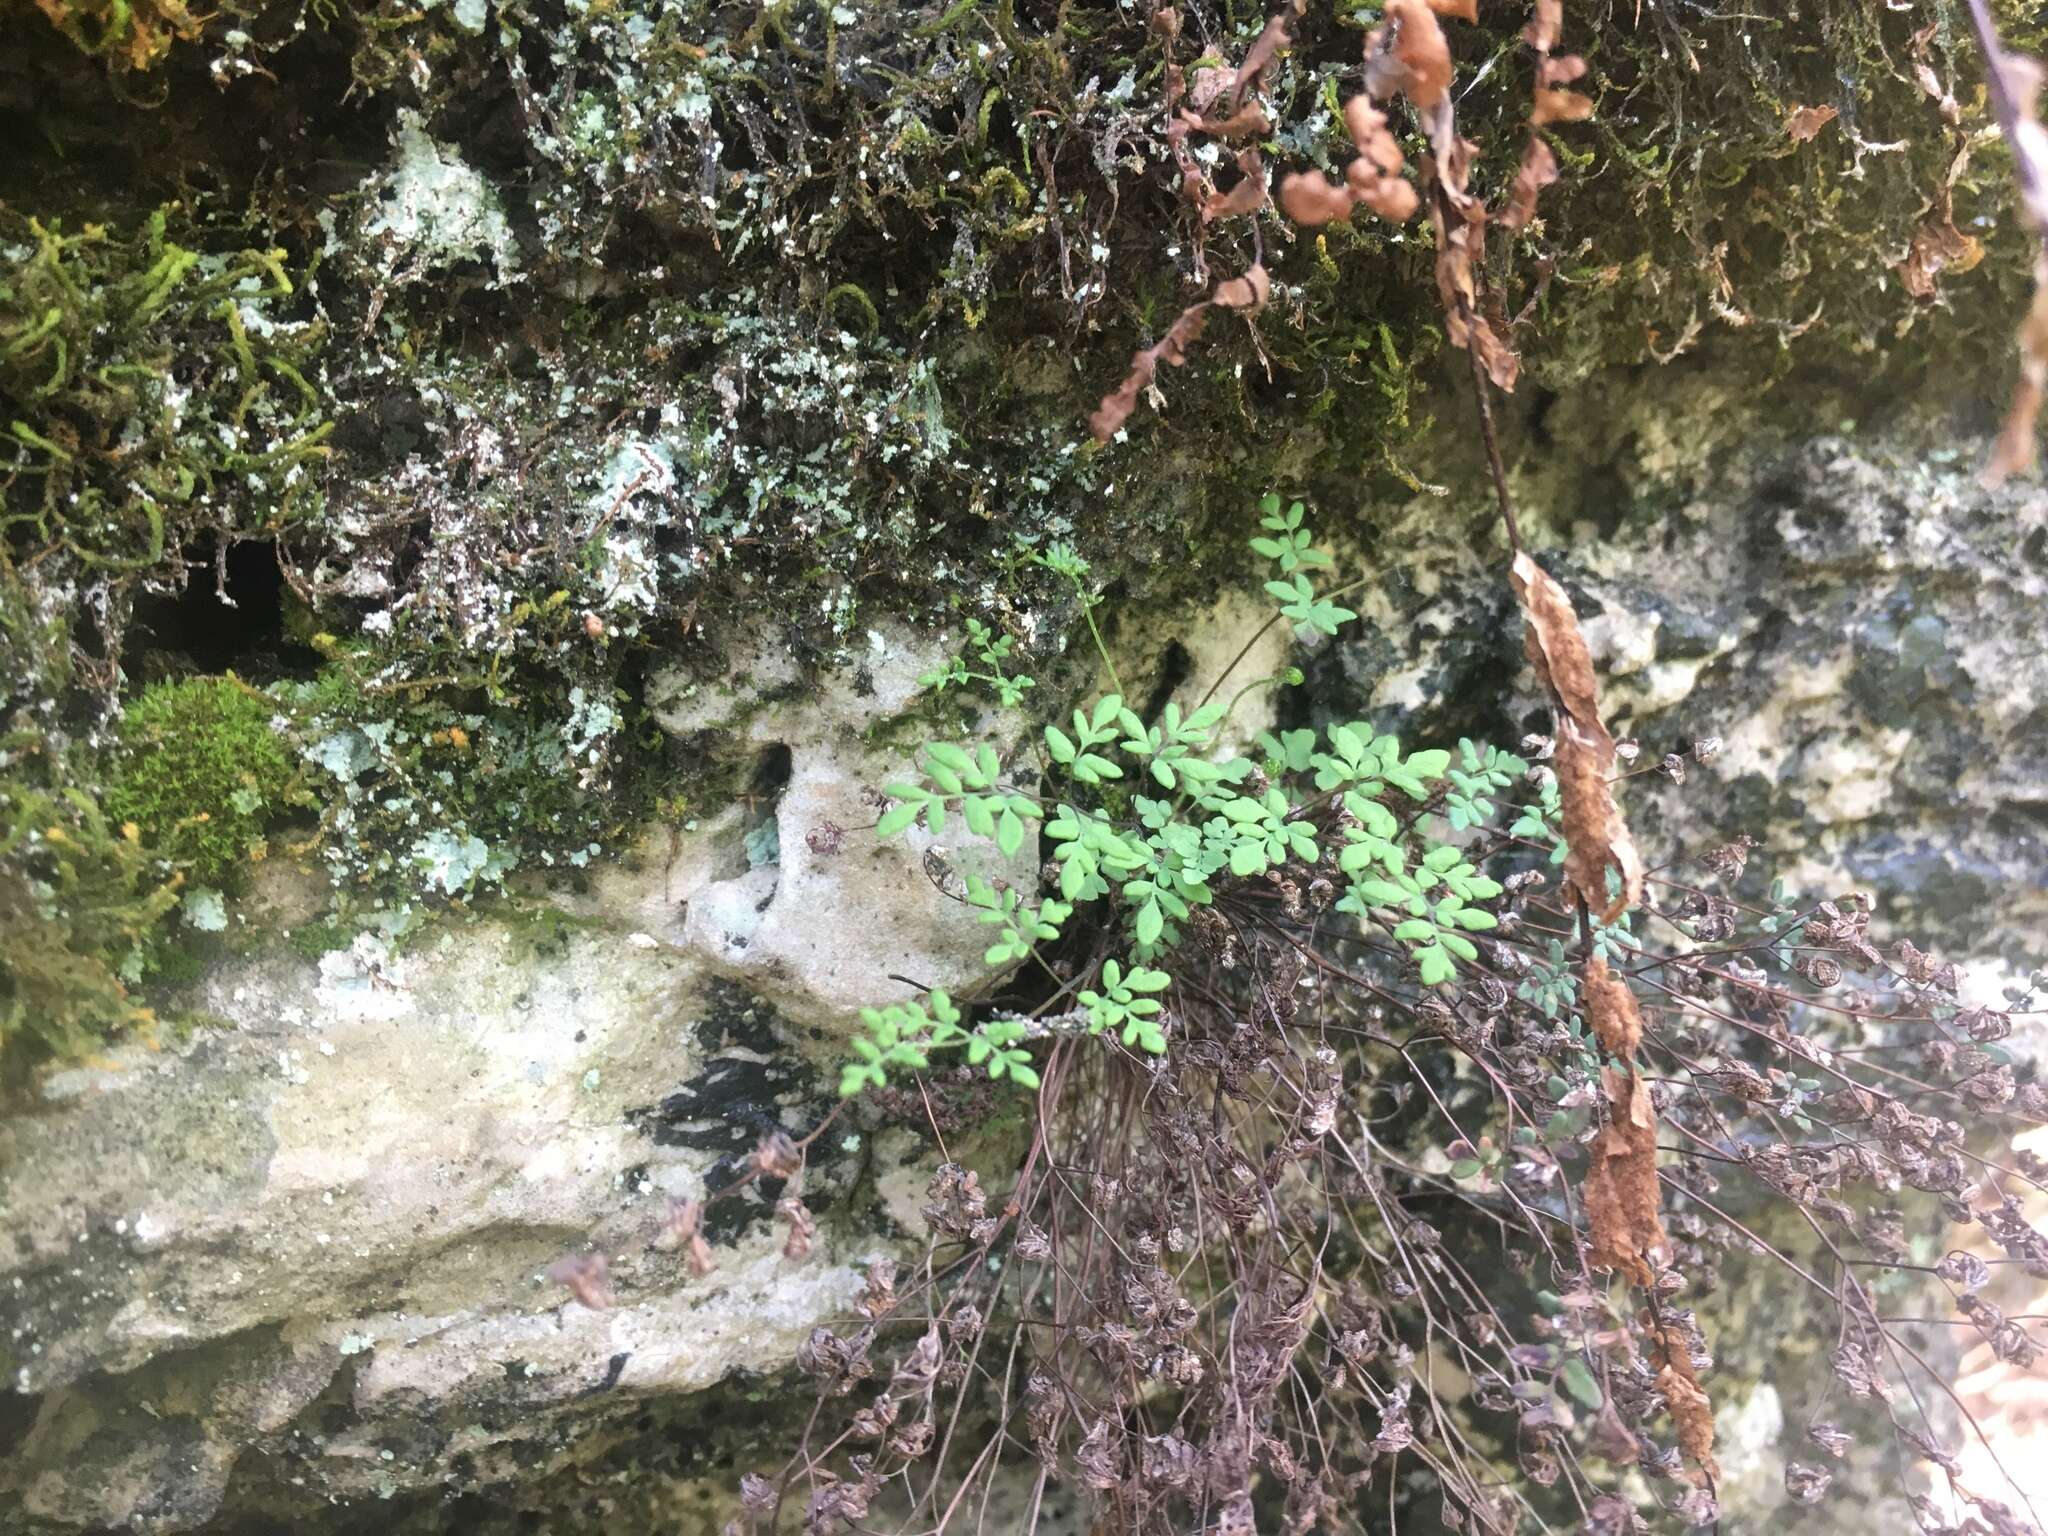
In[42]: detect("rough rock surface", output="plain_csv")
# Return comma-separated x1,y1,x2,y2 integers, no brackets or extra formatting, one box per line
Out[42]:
646,620,1038,1017
1310,412,2048,962
4,0,2046,1522
0,640,1036,1533
4,406,2043,1531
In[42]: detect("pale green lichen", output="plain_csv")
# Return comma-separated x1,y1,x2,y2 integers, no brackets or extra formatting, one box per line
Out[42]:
360,111,521,282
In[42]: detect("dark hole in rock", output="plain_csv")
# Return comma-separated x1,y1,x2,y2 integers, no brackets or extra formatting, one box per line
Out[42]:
1139,639,1195,725
1527,383,1560,448
129,534,319,680
1574,453,1633,543
750,742,793,802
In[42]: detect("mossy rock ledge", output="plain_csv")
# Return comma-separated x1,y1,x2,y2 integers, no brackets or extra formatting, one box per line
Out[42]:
2,0,2046,1530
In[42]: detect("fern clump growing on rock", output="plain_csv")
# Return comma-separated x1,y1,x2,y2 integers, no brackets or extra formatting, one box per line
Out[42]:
784,487,2047,1533
845,501,1532,1093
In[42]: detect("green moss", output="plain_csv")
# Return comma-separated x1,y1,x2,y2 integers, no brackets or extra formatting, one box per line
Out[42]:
496,900,609,963
285,917,351,960
0,205,330,731
105,676,296,891
154,1005,232,1044
0,769,177,1071
143,935,211,987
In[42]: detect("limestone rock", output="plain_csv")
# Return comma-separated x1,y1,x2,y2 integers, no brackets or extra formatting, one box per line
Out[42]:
0,614,1067,1531
648,619,1042,1015
0,915,889,1530
1313,426,2048,953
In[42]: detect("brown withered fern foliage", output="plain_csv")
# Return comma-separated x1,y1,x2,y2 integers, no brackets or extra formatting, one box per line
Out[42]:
537,4,2048,1533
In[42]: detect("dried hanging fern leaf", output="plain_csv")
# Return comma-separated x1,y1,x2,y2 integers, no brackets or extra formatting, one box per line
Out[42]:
1585,1060,1664,1273
1089,266,1269,441
1509,551,1643,921
1966,10,2048,482
1651,1319,1721,1481
1583,955,1643,1057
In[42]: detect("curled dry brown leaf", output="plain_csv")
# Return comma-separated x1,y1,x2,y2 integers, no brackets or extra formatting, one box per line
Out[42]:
1900,188,1986,302
1784,103,1839,141
1160,46,1204,209
1178,103,1270,141
1364,0,1453,110
1429,175,1519,389
1276,99,1421,226
1581,961,1666,1310
1088,265,1270,441
1278,170,1352,225
1210,265,1270,311
1583,955,1643,1058
1496,137,1559,235
1555,726,1637,917
1231,11,1294,108
1529,53,1593,126
1346,97,1400,171
1584,1069,1666,1286
1651,1319,1722,1481
1403,0,1589,393
1895,135,1983,306
1351,165,1421,222
1523,0,1561,52
1509,551,1643,922
1201,148,1269,224
1276,0,1589,391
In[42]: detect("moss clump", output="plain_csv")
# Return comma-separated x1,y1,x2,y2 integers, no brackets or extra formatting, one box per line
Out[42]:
105,675,296,890
0,205,330,731
285,917,350,960
0,771,177,1069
